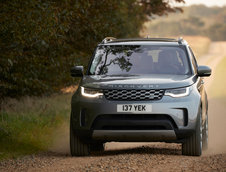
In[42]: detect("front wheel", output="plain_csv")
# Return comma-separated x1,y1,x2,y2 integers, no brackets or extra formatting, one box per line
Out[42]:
70,116,90,156
182,108,202,156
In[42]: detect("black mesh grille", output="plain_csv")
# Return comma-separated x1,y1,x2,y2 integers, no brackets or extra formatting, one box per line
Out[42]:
104,89,164,101
91,114,178,130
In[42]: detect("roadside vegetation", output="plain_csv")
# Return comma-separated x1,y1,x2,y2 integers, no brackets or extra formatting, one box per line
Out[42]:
0,93,71,160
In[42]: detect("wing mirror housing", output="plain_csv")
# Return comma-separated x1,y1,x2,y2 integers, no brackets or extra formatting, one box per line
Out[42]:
197,65,211,77
71,66,84,77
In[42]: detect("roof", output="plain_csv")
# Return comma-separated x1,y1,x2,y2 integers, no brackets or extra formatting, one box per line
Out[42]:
111,38,178,42
99,37,188,46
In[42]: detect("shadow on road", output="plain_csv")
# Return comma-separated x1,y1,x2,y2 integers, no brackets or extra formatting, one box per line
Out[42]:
47,143,181,158
92,145,181,157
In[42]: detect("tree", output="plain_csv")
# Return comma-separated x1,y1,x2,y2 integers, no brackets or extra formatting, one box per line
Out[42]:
0,0,185,98
139,0,184,16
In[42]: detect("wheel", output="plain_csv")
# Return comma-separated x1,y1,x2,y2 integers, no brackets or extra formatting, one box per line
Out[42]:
70,115,90,156
203,113,208,150
90,143,105,152
182,108,202,156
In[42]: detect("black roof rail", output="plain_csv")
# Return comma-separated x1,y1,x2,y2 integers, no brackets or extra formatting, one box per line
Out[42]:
145,38,177,42
108,38,177,42
100,37,188,44
101,37,116,44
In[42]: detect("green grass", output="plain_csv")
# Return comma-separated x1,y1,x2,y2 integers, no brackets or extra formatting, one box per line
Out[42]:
0,93,71,160
209,57,226,104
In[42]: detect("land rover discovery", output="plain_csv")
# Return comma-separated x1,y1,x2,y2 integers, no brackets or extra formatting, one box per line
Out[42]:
70,37,211,156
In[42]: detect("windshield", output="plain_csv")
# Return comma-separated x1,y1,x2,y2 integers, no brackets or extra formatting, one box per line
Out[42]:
89,45,191,75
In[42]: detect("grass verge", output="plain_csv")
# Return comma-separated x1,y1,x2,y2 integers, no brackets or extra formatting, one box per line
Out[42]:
209,57,226,104
0,93,72,160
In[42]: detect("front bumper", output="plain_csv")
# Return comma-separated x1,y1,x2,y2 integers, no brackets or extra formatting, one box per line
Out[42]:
71,87,200,143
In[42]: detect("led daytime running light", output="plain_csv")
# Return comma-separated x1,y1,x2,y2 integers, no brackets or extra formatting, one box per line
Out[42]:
81,87,103,98
165,87,190,98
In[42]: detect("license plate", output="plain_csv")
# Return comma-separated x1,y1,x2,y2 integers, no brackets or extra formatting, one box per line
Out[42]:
117,104,152,113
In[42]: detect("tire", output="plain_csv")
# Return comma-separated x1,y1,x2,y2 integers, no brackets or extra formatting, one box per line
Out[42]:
70,115,90,156
90,143,105,152
203,113,208,150
182,108,202,156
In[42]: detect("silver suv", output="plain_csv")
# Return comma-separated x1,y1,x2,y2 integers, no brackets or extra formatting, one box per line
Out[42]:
70,37,211,156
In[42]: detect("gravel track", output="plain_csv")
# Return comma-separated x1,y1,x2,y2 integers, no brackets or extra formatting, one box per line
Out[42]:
1,42,226,172
0,144,226,172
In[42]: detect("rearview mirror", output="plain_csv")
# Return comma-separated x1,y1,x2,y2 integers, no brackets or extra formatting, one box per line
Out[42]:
71,66,84,77
197,65,211,77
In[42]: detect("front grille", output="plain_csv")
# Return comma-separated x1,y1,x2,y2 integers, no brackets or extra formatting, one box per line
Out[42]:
104,89,164,101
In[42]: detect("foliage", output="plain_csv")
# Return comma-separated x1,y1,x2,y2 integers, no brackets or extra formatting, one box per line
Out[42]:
142,5,226,41
0,0,184,98
205,24,226,41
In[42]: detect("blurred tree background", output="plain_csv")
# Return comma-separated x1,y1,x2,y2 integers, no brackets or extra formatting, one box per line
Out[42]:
0,0,184,98
142,5,226,40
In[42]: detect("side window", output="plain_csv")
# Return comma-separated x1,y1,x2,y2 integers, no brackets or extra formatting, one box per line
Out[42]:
188,47,198,74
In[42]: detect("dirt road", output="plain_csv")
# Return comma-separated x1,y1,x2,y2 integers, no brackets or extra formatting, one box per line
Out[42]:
1,42,226,172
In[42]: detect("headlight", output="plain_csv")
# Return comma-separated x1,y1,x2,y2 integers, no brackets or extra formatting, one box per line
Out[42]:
81,87,103,98
165,87,190,98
